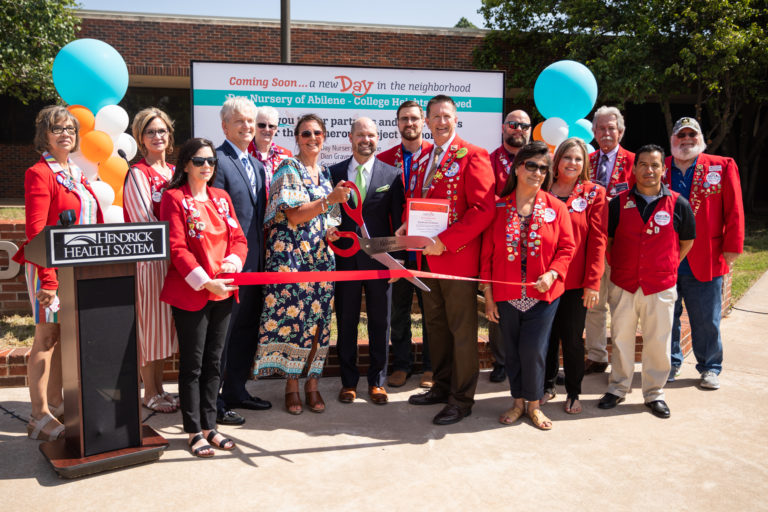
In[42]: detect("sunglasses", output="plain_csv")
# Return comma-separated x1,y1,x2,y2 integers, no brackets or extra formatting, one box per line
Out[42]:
50,126,76,135
506,121,531,130
676,131,698,139
300,130,324,138
523,161,550,174
257,122,278,130
145,128,168,138
190,156,217,167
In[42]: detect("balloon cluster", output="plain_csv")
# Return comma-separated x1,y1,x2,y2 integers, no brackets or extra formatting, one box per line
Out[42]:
532,60,598,154
52,39,134,223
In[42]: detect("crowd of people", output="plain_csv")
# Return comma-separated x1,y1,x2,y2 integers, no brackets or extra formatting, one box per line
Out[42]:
15,94,744,455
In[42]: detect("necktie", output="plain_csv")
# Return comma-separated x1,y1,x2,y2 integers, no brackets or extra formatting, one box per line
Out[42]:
598,154,609,187
354,164,366,207
241,156,256,195
422,147,444,193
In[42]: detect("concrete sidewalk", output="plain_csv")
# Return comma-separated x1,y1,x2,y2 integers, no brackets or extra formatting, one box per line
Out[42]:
2,275,768,511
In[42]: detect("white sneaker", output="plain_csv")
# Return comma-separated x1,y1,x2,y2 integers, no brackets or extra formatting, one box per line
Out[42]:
700,370,720,389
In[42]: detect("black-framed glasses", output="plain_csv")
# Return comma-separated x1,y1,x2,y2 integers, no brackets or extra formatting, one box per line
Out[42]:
523,161,550,174
50,126,76,135
257,122,278,130
675,131,698,139
300,130,323,138
190,156,217,167
145,128,168,138
506,121,531,130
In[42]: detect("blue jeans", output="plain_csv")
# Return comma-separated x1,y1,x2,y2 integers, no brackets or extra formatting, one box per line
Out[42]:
671,274,723,374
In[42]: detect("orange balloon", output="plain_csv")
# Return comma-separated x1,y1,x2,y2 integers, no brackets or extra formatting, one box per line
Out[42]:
81,130,113,163
113,185,124,207
67,105,95,135
547,143,556,154
533,122,544,141
98,156,129,194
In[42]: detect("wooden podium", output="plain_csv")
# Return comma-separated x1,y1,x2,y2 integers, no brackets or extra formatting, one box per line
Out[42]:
24,222,171,478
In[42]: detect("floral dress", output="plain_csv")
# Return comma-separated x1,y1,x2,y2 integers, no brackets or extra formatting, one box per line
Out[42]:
256,157,340,378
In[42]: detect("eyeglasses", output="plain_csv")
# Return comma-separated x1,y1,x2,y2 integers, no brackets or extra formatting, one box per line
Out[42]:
675,131,698,139
257,122,278,130
190,156,217,167
300,130,324,138
523,161,550,174
145,128,168,138
398,116,422,124
506,121,531,130
50,126,76,135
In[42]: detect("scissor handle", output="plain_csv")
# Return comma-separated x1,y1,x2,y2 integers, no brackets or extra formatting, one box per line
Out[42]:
339,180,365,227
329,230,361,257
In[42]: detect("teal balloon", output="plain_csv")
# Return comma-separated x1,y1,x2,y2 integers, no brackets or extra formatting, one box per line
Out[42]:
52,39,128,114
534,60,598,124
569,119,594,143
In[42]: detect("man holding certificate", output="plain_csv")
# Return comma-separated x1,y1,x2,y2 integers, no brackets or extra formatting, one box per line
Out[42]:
397,94,495,425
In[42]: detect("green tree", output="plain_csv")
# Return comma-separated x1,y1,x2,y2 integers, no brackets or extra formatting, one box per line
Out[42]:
476,0,768,209
0,0,80,104
454,17,479,28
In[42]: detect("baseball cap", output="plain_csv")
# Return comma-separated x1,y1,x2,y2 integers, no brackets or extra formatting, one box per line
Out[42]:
672,117,702,135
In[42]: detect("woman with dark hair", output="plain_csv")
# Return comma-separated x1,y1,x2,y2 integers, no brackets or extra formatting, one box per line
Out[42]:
124,107,179,413
542,137,608,414
13,105,102,440
159,138,247,457
255,114,350,415
480,141,575,430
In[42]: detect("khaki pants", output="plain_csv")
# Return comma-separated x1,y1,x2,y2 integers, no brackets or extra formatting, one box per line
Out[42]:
607,285,676,402
584,261,612,362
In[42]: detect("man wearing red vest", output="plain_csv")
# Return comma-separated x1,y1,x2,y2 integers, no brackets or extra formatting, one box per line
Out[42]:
598,145,695,418
664,117,745,389
584,106,636,374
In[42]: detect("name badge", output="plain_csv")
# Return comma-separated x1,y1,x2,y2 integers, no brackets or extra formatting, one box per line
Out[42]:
706,172,721,185
543,208,557,223
654,211,671,226
572,198,588,212
613,182,629,193
709,165,722,172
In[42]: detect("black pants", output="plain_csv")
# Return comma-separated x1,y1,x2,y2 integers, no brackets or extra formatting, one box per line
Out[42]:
220,284,263,406
544,288,587,398
390,258,431,373
173,298,233,433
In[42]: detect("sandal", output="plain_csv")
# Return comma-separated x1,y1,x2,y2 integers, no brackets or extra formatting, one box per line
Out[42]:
498,406,525,425
162,392,180,408
564,395,582,415
143,394,177,413
528,408,553,430
540,387,556,405
188,433,214,458
206,429,235,451
27,413,65,441
305,390,326,413
49,402,64,422
285,392,303,415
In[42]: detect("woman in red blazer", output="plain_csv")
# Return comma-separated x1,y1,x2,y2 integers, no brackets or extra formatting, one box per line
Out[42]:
481,141,575,430
159,138,247,458
13,105,102,441
543,138,608,414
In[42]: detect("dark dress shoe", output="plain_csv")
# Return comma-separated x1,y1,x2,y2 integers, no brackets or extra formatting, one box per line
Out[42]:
368,386,388,405
234,396,272,410
584,359,609,374
645,400,670,418
597,392,625,409
408,389,449,406
432,404,471,425
216,409,245,425
489,364,506,383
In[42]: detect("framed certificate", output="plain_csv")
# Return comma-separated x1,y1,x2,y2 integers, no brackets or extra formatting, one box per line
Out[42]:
406,198,450,238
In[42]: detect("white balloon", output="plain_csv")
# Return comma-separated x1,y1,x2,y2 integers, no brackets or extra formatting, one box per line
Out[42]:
95,105,129,137
102,205,125,224
541,117,569,147
115,132,138,160
89,180,116,210
70,151,99,181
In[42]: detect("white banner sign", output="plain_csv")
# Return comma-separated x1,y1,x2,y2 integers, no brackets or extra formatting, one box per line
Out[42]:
191,62,504,164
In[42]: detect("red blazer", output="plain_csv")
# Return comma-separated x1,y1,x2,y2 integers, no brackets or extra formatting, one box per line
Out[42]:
554,180,607,291
159,186,248,311
480,190,576,302
378,140,434,204
412,135,495,277
664,153,745,281
489,145,515,197
589,145,635,198
13,157,103,290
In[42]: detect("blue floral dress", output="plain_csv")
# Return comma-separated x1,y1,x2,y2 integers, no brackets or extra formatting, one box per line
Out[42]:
256,157,340,378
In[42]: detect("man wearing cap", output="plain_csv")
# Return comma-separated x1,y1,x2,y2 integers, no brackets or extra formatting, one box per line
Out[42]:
584,106,635,375
247,105,292,197
486,109,532,383
664,117,744,389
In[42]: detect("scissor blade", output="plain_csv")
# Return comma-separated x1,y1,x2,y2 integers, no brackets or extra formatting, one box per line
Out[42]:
371,253,431,292
359,236,433,255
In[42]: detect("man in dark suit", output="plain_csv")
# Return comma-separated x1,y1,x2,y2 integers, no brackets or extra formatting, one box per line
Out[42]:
212,97,271,425
330,117,405,406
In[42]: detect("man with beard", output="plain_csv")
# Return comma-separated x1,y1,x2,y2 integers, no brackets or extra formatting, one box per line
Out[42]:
485,110,532,382
584,106,635,375
247,105,292,197
377,101,435,388
331,117,404,406
664,117,744,389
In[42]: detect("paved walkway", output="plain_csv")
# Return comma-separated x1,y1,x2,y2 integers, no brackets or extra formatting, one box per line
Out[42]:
2,274,768,511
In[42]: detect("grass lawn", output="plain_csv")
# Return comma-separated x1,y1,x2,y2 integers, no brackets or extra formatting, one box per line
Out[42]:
0,207,25,220
730,213,768,302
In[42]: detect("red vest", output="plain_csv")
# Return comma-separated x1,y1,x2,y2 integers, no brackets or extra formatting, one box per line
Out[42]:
610,191,680,295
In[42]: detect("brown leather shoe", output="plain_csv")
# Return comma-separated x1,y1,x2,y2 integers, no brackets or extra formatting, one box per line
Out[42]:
419,371,434,388
368,386,388,405
387,370,408,388
338,387,357,403
584,359,608,374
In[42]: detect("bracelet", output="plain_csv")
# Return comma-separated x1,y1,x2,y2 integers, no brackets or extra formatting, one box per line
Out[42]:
319,195,328,213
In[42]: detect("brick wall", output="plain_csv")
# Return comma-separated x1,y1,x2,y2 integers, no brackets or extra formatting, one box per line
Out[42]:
0,221,28,314
0,144,37,203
